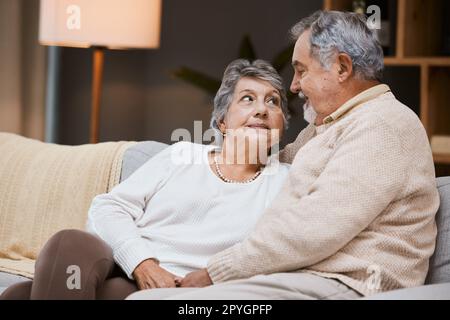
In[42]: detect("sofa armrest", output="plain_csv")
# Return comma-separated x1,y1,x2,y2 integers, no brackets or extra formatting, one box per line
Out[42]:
363,283,450,300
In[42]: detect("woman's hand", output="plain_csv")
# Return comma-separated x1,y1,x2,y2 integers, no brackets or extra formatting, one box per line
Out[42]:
179,268,213,288
133,258,181,289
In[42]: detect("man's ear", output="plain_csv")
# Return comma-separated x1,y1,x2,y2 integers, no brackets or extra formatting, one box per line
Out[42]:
218,121,226,135
337,53,353,82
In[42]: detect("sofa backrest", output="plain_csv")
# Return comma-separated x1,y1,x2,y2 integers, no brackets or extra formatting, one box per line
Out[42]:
121,142,450,284
426,177,450,284
120,141,169,182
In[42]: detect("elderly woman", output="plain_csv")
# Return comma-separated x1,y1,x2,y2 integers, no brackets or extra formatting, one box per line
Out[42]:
0,59,291,300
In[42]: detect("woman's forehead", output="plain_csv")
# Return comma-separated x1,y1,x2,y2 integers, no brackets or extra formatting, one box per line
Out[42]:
235,77,279,95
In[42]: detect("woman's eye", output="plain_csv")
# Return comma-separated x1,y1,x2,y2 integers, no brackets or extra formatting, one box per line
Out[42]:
267,97,279,106
241,95,253,102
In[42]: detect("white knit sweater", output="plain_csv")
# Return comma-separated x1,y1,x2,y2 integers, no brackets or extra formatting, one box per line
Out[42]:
86,142,290,279
207,85,440,296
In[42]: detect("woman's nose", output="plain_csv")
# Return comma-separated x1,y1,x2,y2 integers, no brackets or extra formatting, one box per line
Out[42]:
255,100,268,117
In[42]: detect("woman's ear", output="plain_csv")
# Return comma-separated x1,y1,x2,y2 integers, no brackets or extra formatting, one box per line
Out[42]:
337,53,353,82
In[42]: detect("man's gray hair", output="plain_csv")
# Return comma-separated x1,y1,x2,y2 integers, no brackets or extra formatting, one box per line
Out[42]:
210,59,290,139
290,10,384,81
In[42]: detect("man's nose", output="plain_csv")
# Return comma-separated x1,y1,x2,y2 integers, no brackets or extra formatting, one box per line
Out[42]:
290,75,301,94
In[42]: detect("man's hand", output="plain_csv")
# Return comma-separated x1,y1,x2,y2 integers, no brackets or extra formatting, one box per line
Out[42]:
133,258,181,290
179,268,213,288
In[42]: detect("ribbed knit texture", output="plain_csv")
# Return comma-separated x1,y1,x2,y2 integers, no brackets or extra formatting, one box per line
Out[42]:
207,85,439,296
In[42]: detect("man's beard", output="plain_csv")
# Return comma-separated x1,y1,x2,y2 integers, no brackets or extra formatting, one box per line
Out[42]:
299,92,317,124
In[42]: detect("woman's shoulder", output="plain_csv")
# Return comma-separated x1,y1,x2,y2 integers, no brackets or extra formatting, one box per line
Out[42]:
275,162,291,177
170,141,215,150
278,162,291,172
170,141,217,153
168,141,216,165
262,157,290,179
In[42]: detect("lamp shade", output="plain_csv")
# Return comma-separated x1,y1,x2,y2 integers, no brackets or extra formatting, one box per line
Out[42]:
39,0,162,49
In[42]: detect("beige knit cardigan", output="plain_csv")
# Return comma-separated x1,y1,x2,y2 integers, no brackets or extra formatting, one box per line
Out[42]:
207,85,439,296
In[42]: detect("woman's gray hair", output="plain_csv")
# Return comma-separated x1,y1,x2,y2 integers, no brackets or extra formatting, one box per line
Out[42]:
210,59,290,141
290,10,384,81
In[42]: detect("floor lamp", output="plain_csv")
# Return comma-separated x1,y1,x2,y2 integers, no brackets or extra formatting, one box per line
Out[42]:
38,0,162,143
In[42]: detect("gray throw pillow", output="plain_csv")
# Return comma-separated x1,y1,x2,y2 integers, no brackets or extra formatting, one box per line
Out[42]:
120,141,169,182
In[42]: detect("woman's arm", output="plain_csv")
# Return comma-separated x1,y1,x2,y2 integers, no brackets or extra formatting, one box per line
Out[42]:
86,143,175,279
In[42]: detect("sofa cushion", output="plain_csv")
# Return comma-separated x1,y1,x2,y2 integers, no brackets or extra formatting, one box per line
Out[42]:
365,282,450,300
425,177,450,284
0,272,29,295
120,141,169,182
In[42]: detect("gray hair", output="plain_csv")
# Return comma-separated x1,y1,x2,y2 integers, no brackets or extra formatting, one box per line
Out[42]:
290,10,384,81
210,59,290,141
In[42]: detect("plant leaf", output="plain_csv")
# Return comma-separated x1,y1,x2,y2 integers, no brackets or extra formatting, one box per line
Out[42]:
271,44,295,72
172,67,221,96
238,34,256,60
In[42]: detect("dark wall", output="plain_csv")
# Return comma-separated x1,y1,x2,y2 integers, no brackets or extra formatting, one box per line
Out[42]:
58,0,322,146
57,0,420,147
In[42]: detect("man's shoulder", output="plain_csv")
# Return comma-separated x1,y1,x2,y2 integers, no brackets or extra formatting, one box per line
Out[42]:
342,92,424,136
337,92,430,157
361,92,422,127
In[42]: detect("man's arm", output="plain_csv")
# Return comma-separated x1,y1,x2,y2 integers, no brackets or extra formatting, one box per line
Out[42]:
207,118,408,283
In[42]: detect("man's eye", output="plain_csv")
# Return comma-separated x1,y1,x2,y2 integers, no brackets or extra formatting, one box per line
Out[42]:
241,95,253,102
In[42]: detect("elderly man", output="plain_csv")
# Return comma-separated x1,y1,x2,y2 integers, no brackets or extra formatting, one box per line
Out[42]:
129,10,439,300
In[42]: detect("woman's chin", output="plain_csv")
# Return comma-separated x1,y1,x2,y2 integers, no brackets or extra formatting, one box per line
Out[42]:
226,128,276,150
246,136,273,152
244,132,268,143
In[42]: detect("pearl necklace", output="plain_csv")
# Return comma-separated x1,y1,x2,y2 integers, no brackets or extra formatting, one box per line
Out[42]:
213,155,262,184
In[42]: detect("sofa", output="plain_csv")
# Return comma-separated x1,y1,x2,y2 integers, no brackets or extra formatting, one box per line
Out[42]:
0,139,449,299
0,139,167,295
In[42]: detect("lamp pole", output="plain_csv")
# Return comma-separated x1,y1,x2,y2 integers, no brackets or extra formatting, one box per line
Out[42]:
44,46,61,143
89,46,105,144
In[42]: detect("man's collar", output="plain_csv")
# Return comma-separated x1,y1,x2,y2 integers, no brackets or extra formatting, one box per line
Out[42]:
322,84,391,125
